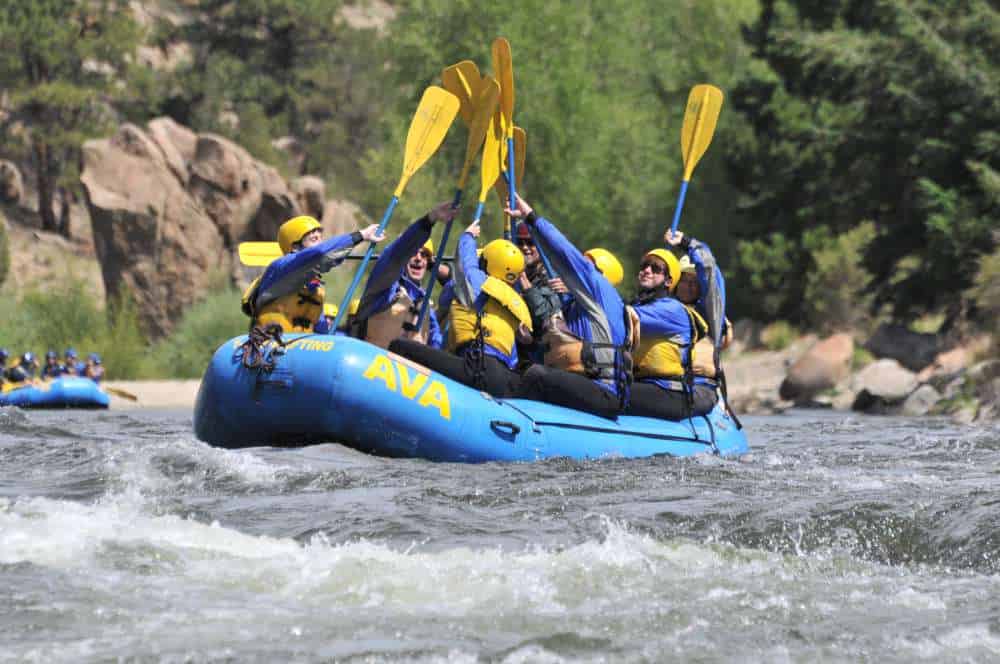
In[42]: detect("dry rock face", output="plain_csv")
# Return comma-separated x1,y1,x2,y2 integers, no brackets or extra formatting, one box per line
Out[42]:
80,118,322,338
0,160,23,203
779,333,854,402
851,358,919,413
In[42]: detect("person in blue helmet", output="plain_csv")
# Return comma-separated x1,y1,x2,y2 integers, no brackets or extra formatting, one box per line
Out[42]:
64,348,83,376
351,201,456,349
41,350,64,379
504,194,636,419
6,352,39,383
84,353,105,382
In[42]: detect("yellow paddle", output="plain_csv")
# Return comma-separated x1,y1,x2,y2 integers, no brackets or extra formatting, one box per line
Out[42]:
471,109,506,225
494,125,526,218
491,37,517,239
331,86,460,332
105,386,138,402
414,71,500,329
669,84,724,234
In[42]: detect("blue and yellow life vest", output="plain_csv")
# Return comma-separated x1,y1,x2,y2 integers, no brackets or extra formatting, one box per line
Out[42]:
242,276,325,333
449,276,532,357
634,305,708,380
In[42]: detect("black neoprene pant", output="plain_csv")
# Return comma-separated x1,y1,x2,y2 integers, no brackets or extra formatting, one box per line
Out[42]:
626,382,717,420
387,338,521,398
515,365,622,419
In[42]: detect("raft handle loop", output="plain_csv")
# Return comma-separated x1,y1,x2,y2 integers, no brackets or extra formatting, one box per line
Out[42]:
490,420,521,437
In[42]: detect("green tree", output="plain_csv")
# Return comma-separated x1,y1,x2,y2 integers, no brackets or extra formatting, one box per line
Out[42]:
359,0,757,275
727,0,999,323
0,1,141,236
167,0,382,188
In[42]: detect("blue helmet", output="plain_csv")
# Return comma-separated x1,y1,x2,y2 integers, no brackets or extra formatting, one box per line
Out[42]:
0,348,8,362
46,349,58,360
21,351,35,365
65,348,78,360
89,353,102,365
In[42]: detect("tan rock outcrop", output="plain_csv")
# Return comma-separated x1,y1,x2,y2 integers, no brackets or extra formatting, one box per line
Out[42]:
81,119,309,339
291,176,326,220
779,332,854,402
0,160,24,203
81,125,222,339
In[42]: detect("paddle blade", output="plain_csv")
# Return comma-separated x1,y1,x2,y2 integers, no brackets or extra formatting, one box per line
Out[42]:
479,111,506,203
239,241,282,266
460,78,501,181
441,60,483,126
105,386,138,402
494,125,526,206
680,84,724,180
396,86,461,197
491,37,514,130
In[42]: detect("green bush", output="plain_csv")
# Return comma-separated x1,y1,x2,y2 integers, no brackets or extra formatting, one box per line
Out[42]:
802,222,877,334
970,247,1000,357
760,320,798,351
147,288,248,378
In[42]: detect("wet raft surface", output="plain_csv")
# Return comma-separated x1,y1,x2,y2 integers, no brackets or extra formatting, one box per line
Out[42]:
2,406,999,661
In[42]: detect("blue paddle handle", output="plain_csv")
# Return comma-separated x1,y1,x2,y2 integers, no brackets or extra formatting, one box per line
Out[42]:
670,179,690,234
332,195,398,331
507,137,517,239
473,200,485,223
415,188,463,329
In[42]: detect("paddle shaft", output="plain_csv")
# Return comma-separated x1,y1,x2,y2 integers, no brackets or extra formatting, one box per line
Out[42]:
414,187,463,329
332,196,398,331
670,180,690,234
507,137,517,240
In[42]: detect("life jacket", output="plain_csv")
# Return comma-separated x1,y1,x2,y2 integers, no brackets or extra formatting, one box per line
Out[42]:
634,304,708,381
691,317,732,379
242,275,325,333
542,305,640,382
363,283,429,349
450,276,532,358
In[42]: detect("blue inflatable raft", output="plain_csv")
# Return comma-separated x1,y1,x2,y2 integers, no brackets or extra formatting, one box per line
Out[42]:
194,334,748,462
0,376,110,409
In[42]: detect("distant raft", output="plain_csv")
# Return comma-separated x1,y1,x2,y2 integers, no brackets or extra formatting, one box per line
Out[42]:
194,334,748,463
0,376,110,409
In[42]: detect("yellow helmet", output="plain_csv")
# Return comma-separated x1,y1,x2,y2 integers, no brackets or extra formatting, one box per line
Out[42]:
349,298,361,315
277,215,322,254
421,238,435,260
323,303,338,318
584,248,624,286
678,255,696,274
642,248,681,292
481,239,524,284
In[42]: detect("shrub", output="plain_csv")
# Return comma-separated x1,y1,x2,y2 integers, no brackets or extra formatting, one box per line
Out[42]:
760,320,798,351
802,222,877,334
148,288,248,378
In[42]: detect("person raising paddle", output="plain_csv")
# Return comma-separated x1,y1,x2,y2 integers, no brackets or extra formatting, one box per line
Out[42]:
242,215,384,334
351,201,457,349
505,194,635,419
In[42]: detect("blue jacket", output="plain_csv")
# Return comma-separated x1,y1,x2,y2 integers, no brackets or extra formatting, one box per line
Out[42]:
450,232,519,369
527,213,627,396
253,231,362,313
632,293,698,392
356,217,442,348
685,238,727,338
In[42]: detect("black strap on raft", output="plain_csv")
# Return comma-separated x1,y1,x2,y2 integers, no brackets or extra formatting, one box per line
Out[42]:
463,302,489,391
239,323,287,372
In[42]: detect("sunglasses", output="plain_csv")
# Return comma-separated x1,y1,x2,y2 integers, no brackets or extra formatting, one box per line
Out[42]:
638,261,667,275
516,238,534,247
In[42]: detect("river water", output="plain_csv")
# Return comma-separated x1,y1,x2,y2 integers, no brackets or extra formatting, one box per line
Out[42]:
1,406,999,662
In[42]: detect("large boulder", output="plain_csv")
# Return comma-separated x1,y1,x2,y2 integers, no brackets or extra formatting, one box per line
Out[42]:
0,160,23,203
779,333,854,402
188,134,298,246
146,117,196,185
291,176,326,220
81,125,222,339
851,359,919,413
865,324,944,372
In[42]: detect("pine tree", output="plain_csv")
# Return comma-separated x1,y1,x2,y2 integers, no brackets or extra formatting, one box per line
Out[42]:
0,0,140,236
